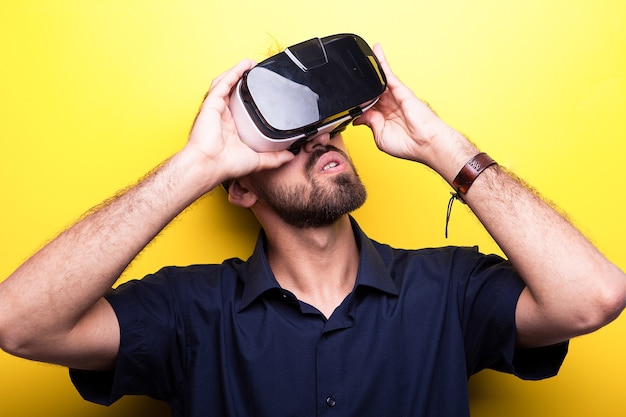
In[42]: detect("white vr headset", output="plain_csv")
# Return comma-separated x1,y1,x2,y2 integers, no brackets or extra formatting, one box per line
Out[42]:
229,33,387,153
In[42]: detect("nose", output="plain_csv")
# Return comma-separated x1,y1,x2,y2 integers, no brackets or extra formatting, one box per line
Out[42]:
302,133,331,153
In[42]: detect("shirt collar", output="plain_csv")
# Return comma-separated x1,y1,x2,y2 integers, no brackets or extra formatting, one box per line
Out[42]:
239,216,399,312
350,216,400,297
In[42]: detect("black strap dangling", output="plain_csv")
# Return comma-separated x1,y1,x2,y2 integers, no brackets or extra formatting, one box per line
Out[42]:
445,192,461,238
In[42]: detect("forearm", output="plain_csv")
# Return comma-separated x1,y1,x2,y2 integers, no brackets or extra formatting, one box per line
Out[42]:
404,107,626,345
444,146,626,345
0,57,293,363
0,149,218,353
365,43,626,345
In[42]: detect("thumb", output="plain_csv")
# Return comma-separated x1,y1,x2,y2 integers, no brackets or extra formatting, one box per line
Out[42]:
353,110,384,133
255,150,295,172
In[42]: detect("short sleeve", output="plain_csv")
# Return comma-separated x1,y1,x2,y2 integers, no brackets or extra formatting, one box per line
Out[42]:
459,248,568,379
70,268,187,405
512,342,569,380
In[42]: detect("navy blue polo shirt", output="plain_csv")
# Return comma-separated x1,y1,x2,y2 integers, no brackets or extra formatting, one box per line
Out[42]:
70,218,567,417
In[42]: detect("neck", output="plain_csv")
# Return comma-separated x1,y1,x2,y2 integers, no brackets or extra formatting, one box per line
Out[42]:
263,215,359,318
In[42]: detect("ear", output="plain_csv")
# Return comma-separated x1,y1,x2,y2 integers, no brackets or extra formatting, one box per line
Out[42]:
227,178,258,208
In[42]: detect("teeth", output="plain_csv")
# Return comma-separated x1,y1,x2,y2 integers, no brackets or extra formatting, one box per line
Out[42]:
322,162,338,171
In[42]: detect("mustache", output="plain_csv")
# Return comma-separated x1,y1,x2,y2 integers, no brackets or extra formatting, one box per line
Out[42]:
304,145,350,174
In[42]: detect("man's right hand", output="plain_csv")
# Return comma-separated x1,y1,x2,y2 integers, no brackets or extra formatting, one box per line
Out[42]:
183,59,294,194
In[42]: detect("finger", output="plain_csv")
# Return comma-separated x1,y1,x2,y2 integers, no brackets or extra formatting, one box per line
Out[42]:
373,43,387,67
207,59,256,100
255,150,295,171
373,43,407,93
352,112,370,127
214,58,255,86
373,43,393,80
197,59,256,120
353,109,384,134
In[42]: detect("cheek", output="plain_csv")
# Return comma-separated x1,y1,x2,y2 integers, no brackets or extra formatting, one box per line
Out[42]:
330,135,347,151
266,156,308,181
250,162,305,193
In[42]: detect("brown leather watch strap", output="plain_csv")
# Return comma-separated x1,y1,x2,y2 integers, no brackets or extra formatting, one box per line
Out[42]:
452,152,497,195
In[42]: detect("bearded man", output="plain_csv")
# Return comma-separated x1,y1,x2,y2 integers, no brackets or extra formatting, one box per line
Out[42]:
1,44,625,417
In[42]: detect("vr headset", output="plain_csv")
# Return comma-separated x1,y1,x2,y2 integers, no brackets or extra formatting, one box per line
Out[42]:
229,33,387,153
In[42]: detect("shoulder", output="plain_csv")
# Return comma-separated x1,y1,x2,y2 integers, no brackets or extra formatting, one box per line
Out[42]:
106,258,249,312
369,240,522,296
372,240,504,274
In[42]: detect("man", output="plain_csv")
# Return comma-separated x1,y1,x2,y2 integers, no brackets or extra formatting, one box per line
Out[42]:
1,44,625,416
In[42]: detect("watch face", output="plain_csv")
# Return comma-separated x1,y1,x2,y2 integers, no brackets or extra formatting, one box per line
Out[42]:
240,34,387,139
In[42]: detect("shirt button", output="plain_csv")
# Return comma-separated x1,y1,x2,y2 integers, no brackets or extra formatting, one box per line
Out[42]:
326,396,337,407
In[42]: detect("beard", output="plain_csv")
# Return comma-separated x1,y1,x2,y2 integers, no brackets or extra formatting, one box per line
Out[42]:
250,146,367,228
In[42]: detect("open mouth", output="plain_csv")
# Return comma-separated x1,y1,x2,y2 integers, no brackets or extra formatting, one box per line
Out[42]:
322,161,339,171
314,151,345,174
304,145,349,176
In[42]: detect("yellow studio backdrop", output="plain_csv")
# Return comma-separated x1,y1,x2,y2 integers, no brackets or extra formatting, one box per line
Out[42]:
1,1,625,416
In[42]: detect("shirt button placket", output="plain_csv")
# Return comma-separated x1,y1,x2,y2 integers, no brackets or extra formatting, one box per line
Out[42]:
317,310,353,415
317,331,342,415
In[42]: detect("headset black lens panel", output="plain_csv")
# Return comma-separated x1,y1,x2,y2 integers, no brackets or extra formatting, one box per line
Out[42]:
241,34,386,138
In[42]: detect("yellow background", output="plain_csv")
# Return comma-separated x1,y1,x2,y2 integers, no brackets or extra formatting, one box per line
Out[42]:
1,1,625,416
